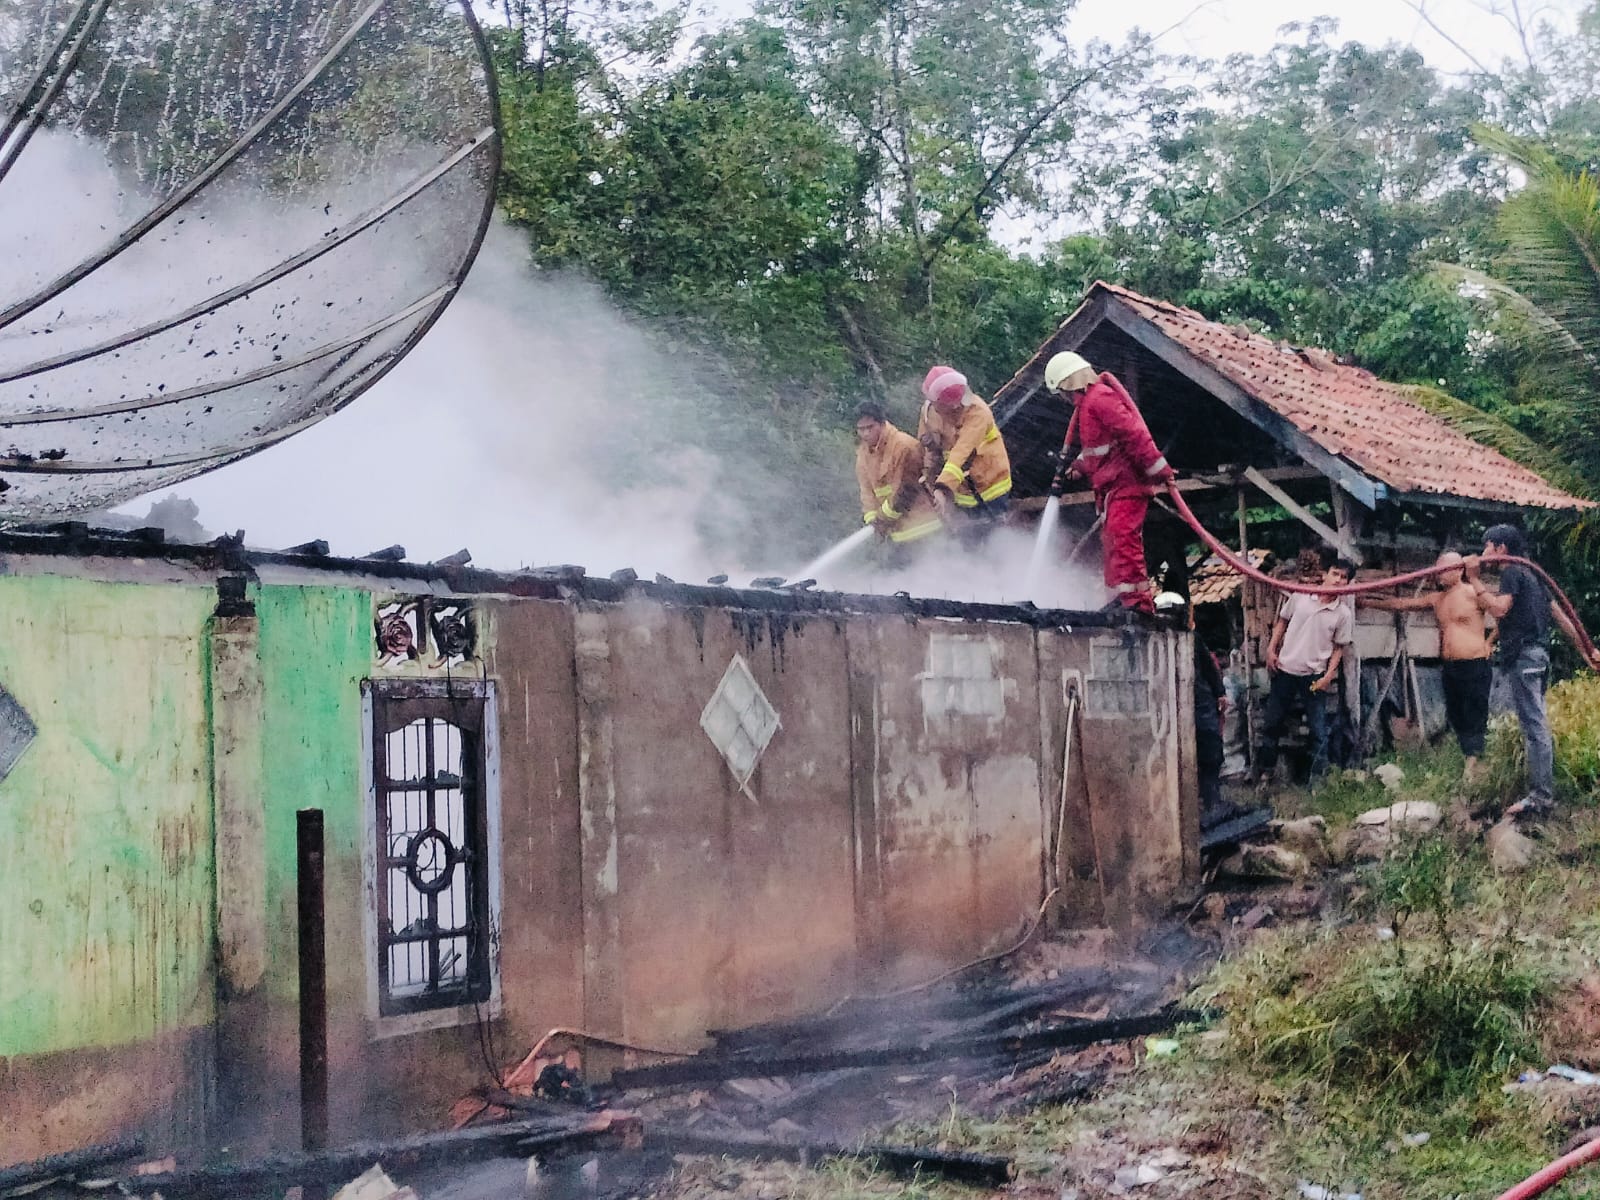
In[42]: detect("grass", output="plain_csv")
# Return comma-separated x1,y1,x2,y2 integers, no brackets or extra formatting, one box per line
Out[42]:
1482,673,1600,804
1199,925,1547,1102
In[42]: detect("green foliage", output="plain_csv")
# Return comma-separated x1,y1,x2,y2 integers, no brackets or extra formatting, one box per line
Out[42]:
1483,673,1600,802
485,0,1600,563
1202,924,1547,1103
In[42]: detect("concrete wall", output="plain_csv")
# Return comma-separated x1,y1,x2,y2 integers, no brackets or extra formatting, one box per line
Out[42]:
0,564,1195,1166
0,576,218,1164
489,598,1197,1053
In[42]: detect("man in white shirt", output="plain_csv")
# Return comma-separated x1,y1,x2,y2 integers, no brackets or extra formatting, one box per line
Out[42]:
1254,559,1356,784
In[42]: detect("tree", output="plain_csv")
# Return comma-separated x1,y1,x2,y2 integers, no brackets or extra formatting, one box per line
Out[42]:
1435,127,1600,517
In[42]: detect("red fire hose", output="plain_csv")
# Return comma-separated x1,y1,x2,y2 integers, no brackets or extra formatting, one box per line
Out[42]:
1161,481,1599,663
1164,479,1600,1196
1494,1135,1600,1199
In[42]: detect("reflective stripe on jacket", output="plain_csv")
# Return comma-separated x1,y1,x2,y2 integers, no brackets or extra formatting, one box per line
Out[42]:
917,395,1012,508
855,422,941,542
1067,372,1166,498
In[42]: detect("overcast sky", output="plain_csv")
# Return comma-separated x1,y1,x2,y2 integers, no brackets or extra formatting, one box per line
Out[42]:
120,0,1586,570
687,0,1571,73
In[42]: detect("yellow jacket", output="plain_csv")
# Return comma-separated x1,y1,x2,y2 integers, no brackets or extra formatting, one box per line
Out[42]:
917,395,1012,508
856,422,941,543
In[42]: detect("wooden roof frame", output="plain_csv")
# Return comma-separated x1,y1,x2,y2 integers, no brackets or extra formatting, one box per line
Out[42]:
996,288,1386,511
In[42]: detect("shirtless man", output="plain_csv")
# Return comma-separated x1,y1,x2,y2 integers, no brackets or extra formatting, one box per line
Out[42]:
1359,551,1494,779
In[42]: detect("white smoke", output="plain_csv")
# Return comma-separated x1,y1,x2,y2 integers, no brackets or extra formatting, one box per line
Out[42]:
806,522,1110,608
123,219,830,577
117,218,1110,607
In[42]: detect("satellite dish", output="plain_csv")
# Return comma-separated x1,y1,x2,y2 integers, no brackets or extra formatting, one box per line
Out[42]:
0,0,499,519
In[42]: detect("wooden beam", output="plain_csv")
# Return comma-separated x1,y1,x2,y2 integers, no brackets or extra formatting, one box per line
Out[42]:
1011,465,1331,514
1243,466,1364,565
1099,301,1384,510
992,291,1109,425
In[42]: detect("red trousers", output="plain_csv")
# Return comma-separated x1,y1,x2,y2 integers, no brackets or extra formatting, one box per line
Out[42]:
1101,492,1154,613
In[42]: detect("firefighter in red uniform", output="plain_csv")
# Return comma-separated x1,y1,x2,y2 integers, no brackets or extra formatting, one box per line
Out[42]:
1042,351,1174,614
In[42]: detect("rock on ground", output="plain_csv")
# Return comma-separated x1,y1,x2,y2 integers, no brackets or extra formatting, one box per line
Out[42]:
1486,819,1536,873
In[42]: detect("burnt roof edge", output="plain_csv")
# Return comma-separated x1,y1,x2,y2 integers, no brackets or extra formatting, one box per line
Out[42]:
0,525,1144,630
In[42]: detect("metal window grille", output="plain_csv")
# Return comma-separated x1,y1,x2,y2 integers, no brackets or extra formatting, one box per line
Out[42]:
369,680,491,1015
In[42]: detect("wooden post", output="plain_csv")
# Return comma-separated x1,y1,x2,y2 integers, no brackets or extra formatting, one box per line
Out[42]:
297,809,329,1180
1330,485,1365,739
1236,487,1256,767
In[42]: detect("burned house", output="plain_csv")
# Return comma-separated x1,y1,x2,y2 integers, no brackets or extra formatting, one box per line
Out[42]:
0,526,1198,1166
993,282,1590,759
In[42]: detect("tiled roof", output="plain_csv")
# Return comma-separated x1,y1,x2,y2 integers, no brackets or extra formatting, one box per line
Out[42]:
1036,282,1588,512
1187,550,1273,606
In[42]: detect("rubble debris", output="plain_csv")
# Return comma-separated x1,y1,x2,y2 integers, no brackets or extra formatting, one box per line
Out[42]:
1238,904,1275,930
330,1165,418,1200
1271,816,1331,867
1017,1068,1108,1111
648,1128,1015,1188
1331,824,1389,865
1299,1181,1363,1200
612,1007,1201,1089
1217,843,1310,881
1356,800,1441,835
1199,806,1273,852
705,969,1116,1058
1488,819,1538,873
0,1140,145,1194
121,1114,633,1198
1374,763,1406,791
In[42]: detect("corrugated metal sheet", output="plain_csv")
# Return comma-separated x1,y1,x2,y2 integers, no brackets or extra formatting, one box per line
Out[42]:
1001,282,1589,512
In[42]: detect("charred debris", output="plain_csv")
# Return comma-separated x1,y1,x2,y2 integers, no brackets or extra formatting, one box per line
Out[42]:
6,945,1213,1200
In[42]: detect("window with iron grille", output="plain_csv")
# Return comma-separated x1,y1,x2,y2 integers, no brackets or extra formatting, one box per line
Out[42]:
368,680,492,1016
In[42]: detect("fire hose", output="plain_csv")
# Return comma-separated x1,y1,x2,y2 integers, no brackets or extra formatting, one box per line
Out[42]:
1493,1135,1600,1199
1163,478,1600,1197
1160,480,1599,664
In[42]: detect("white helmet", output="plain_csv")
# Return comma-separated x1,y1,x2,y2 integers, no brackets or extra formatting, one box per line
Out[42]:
1044,350,1094,394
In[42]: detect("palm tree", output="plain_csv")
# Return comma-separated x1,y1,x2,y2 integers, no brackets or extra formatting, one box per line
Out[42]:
1423,126,1600,552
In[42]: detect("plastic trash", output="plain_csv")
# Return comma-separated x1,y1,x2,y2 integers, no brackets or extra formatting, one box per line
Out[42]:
1299,1181,1363,1200
1401,1132,1431,1147
1549,1065,1600,1085
1145,1038,1181,1058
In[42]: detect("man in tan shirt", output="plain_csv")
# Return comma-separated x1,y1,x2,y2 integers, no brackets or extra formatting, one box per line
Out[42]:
1255,558,1355,784
1359,551,1495,779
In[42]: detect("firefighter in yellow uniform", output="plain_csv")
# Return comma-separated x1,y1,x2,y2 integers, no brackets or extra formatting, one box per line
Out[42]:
917,365,1012,543
855,402,942,555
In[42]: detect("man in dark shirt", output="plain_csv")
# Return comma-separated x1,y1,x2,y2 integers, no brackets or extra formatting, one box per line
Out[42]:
1466,523,1600,821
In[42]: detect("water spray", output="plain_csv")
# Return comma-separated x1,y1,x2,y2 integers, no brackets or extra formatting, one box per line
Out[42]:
794,525,877,585
1022,497,1061,599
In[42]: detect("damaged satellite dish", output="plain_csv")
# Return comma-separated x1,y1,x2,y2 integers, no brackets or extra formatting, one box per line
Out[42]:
0,0,498,518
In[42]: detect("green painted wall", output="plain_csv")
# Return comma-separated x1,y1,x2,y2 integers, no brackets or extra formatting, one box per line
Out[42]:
254,585,371,1004
0,577,376,1057
0,576,217,1056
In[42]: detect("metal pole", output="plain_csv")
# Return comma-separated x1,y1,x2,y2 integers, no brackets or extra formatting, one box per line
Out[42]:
297,809,329,1163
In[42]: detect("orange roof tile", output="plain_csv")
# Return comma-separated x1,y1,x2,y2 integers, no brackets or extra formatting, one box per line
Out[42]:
1187,550,1273,606
1047,283,1588,512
